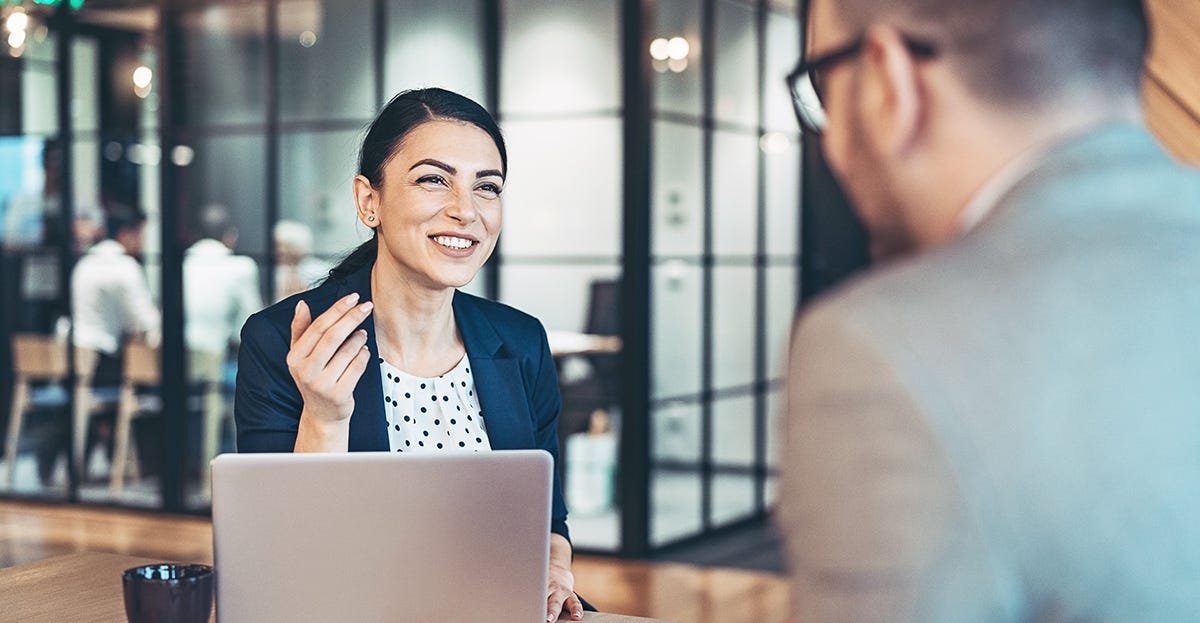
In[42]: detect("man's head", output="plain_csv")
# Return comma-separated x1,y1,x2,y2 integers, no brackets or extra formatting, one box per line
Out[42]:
274,220,314,266
105,203,147,257
802,0,1148,258
198,204,238,249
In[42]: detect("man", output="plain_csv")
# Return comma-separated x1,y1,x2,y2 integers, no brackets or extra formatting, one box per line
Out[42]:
779,1,1200,621
71,203,160,385
272,219,328,302
183,204,263,357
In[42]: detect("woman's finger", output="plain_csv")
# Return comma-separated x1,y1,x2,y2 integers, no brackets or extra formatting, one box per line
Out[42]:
289,300,312,348
291,293,360,359
307,301,373,367
323,329,368,377
546,590,567,623
334,343,372,393
564,593,583,620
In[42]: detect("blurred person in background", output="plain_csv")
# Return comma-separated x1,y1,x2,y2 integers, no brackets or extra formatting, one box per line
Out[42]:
273,219,328,302
72,203,105,255
235,88,589,622
183,204,263,359
71,202,160,387
67,202,159,480
780,0,1200,621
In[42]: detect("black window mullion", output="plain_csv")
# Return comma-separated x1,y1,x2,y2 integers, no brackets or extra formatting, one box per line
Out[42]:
698,0,717,536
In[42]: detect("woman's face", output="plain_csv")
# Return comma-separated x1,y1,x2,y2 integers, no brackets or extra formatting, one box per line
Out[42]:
357,119,504,291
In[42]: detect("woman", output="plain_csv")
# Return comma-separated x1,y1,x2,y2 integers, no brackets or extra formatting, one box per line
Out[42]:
234,88,585,623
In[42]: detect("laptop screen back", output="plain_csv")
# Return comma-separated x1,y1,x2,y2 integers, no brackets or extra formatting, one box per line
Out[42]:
211,451,552,622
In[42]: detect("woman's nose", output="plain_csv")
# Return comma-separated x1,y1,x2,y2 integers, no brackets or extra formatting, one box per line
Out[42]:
444,186,479,223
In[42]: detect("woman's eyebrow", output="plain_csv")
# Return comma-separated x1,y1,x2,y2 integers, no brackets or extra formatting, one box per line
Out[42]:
409,159,456,175
409,160,504,181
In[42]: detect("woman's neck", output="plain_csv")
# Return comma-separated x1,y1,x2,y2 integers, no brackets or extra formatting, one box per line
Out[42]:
369,259,464,377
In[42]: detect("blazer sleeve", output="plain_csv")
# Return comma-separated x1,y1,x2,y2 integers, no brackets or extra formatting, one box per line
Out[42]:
529,322,571,542
234,311,304,453
778,305,1008,623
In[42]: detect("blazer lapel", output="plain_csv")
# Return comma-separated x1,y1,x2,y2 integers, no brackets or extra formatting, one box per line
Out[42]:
453,292,535,450
345,263,389,452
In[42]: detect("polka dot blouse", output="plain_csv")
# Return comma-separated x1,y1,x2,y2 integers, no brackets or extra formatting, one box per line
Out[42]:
379,355,491,453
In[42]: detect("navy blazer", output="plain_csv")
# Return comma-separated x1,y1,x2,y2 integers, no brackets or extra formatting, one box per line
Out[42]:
234,262,570,541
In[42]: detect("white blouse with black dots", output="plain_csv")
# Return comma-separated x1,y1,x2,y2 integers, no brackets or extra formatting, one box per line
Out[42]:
378,355,492,452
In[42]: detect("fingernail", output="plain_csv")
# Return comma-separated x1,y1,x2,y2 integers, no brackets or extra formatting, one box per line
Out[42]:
296,300,307,311
344,293,360,307
358,301,373,314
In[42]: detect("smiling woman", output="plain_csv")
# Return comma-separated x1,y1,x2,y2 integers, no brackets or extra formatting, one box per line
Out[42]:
233,88,590,622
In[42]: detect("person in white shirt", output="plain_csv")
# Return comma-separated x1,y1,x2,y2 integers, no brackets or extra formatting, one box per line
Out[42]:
183,204,263,357
272,220,328,302
71,203,160,386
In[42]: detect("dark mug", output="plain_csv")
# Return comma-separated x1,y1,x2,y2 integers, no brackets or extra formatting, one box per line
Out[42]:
122,563,214,623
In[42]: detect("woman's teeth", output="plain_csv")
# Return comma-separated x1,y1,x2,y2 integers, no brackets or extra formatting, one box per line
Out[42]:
433,235,474,250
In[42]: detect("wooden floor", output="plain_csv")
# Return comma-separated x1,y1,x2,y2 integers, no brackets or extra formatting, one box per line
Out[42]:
0,500,790,623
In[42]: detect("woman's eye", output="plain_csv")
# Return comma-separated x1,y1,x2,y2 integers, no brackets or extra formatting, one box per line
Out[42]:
418,175,447,186
476,183,502,196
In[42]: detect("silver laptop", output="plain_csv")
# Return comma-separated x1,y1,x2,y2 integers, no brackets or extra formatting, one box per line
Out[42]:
211,451,552,622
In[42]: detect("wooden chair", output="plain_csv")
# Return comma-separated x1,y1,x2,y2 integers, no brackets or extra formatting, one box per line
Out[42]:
108,340,159,497
190,349,225,500
107,344,226,499
5,334,99,488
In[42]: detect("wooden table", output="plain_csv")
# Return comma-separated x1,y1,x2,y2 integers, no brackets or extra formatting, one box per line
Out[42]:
0,552,673,623
547,330,622,358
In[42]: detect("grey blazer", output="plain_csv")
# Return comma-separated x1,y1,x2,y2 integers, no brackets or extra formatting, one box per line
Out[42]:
780,124,1200,623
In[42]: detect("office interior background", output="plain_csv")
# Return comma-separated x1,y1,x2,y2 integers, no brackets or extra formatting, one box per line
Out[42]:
1,0,1197,563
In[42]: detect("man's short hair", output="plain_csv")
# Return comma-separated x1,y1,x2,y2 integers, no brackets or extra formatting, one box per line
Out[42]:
198,204,234,241
830,0,1148,108
104,203,146,240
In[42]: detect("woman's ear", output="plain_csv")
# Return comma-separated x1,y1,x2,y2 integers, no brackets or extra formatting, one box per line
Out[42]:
353,174,380,228
857,25,924,157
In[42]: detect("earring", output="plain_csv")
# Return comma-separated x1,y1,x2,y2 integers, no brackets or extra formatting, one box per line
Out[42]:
367,216,376,222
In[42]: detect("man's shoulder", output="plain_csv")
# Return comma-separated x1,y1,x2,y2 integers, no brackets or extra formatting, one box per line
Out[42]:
75,242,143,279
799,251,961,331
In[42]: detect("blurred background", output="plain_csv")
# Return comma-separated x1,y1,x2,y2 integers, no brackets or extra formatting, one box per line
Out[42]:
0,0,1195,564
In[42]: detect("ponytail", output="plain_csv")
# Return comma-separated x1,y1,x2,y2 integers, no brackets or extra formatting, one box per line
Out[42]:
325,234,378,283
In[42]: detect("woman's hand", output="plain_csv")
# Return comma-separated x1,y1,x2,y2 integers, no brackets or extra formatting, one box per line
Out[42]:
547,534,583,621
288,293,374,451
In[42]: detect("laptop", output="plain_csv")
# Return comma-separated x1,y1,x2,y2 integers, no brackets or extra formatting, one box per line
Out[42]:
211,450,553,622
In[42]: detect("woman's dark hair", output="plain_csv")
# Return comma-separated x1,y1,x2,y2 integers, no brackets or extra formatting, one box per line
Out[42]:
326,88,507,282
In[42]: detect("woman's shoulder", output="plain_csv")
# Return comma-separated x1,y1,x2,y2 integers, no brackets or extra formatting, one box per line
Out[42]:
454,290,547,342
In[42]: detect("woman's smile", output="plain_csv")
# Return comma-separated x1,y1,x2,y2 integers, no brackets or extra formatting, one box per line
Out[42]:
429,233,479,257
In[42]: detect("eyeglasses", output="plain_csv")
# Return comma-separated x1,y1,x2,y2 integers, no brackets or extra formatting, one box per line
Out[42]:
786,36,939,135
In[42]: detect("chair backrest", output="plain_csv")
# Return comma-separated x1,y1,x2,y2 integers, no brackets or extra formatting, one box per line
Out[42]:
122,341,160,386
584,280,620,336
11,333,69,380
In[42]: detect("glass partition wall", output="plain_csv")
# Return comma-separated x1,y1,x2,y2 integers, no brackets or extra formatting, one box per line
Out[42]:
0,0,802,557
0,4,165,508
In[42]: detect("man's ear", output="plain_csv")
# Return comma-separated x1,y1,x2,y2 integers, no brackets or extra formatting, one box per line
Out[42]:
856,25,924,157
353,175,380,229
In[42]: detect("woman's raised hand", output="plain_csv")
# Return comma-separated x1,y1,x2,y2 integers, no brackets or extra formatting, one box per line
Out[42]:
288,293,374,449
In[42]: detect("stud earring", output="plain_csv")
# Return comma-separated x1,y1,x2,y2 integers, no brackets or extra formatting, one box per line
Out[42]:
367,216,376,222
